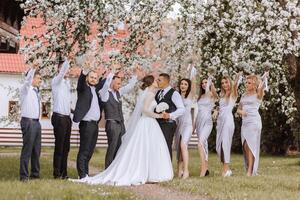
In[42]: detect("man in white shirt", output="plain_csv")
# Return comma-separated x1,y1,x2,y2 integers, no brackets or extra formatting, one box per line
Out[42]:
51,55,73,179
19,63,42,182
99,67,143,168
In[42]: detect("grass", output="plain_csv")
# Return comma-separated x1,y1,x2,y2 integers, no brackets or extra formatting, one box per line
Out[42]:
163,150,300,200
0,147,142,200
1,147,300,200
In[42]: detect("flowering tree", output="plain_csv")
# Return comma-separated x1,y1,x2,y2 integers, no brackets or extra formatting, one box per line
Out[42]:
169,0,300,153
13,0,300,151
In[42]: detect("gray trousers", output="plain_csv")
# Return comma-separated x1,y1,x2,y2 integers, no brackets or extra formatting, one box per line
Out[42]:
104,120,125,169
20,117,41,180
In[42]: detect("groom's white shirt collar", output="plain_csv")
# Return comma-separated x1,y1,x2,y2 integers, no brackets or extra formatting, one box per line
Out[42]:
162,85,172,96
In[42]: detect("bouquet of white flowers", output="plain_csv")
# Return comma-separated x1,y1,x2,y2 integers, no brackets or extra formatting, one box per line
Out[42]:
155,102,169,113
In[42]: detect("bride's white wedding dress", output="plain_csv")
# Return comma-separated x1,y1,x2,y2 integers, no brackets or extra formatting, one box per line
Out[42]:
71,88,173,186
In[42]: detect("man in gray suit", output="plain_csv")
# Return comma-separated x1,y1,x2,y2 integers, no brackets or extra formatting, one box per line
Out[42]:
19,62,42,182
99,67,143,168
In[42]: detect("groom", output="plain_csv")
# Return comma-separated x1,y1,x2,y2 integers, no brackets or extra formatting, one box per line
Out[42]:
155,73,185,160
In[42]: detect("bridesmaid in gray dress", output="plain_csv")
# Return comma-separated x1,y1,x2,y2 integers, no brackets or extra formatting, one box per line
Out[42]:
195,76,217,177
237,72,268,176
175,77,196,179
216,72,242,177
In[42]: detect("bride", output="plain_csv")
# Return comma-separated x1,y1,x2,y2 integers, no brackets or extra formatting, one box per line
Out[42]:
70,75,173,186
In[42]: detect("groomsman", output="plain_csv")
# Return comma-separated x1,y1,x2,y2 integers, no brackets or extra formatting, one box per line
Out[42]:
99,67,143,169
19,63,42,182
51,55,73,179
73,65,105,179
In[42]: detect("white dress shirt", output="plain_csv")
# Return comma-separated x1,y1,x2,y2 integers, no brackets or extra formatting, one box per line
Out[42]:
20,69,40,119
51,60,71,115
82,86,100,121
99,73,138,102
161,85,185,120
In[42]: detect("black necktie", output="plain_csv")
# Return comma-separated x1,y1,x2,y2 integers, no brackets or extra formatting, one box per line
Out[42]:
159,89,164,101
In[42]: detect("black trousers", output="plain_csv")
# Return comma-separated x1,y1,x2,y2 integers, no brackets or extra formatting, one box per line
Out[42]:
51,113,71,178
104,120,125,169
20,117,41,180
157,120,177,160
77,121,99,178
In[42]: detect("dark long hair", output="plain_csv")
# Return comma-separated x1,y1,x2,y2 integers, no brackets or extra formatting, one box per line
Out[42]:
198,78,207,101
178,78,192,98
141,75,155,90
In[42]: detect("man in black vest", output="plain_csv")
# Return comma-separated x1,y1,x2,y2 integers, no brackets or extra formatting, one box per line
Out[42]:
99,67,143,168
73,66,105,179
155,73,185,160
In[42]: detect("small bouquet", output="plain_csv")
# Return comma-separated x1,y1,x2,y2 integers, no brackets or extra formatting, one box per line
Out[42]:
156,102,169,113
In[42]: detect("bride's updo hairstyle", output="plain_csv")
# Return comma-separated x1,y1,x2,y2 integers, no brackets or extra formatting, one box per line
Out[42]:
141,75,155,90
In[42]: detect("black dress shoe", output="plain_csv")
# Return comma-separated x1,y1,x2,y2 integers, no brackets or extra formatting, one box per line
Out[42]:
20,177,29,182
30,175,40,180
205,170,210,176
61,176,69,180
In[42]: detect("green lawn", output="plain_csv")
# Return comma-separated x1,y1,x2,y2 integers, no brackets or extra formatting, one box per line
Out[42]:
1,147,299,200
163,150,300,200
0,147,141,200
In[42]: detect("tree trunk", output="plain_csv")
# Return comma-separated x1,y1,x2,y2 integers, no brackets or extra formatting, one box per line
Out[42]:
286,54,300,150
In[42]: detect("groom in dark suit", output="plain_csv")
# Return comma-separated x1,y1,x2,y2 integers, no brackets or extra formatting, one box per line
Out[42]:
73,67,105,179
155,73,185,160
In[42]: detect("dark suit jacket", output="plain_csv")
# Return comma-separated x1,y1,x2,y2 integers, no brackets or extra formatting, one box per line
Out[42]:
73,71,105,123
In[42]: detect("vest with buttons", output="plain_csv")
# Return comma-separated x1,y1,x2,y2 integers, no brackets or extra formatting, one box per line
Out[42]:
103,91,124,122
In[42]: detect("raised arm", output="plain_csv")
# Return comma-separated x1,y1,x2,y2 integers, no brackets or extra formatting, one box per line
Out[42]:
52,59,70,86
119,75,138,96
76,71,88,92
232,72,242,98
142,92,161,118
99,72,114,102
20,68,35,100
189,75,197,99
257,71,269,100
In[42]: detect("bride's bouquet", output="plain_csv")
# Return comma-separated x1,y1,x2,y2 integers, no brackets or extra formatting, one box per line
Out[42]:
156,102,169,113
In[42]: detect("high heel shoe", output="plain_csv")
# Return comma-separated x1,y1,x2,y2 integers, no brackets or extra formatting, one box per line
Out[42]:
205,170,210,176
200,169,209,177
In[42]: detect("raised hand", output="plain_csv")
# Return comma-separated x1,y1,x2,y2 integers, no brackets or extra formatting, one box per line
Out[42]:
134,65,145,79
67,51,76,61
116,70,125,79
32,59,41,69
95,66,105,77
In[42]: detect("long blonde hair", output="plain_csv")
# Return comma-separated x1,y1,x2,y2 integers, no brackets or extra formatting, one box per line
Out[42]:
221,76,232,101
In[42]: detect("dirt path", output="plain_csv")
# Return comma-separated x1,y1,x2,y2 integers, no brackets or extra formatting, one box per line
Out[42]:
127,184,212,200
68,160,211,200
1,152,211,200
